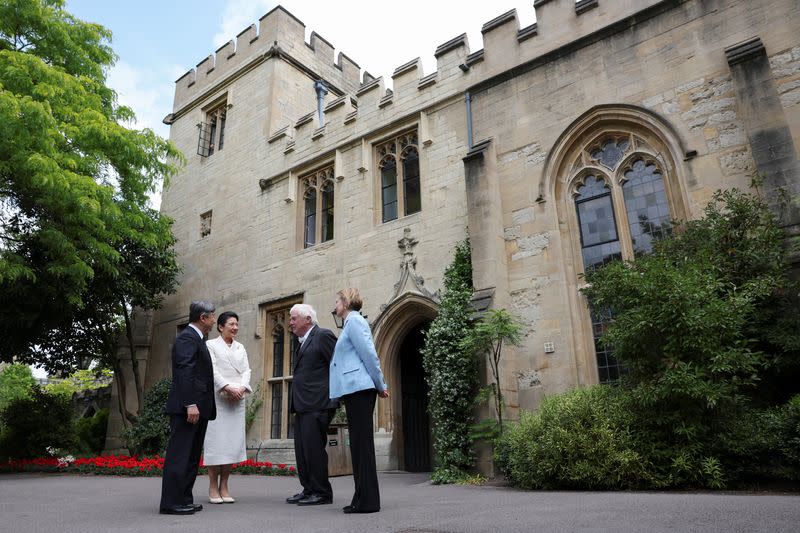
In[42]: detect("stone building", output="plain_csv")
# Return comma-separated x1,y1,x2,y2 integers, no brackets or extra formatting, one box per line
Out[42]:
107,0,800,473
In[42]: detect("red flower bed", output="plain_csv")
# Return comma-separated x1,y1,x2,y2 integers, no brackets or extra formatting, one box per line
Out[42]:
0,455,296,477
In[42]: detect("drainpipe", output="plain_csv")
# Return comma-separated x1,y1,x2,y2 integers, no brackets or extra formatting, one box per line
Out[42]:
314,80,328,127
465,91,474,149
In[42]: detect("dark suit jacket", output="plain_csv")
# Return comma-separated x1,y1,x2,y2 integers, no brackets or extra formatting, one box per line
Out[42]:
165,326,216,420
291,325,338,414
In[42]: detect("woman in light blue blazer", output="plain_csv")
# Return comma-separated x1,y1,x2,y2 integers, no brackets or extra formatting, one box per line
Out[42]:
330,288,388,514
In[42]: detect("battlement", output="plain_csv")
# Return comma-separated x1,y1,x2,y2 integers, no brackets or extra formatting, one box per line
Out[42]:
172,5,363,113
260,0,666,172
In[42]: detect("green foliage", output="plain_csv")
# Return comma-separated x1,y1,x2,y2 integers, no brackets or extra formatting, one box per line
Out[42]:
461,309,523,435
422,239,478,481
0,386,76,459
245,382,264,432
44,368,112,397
75,408,109,454
121,377,171,456
0,363,36,410
575,188,800,489
495,386,655,490
719,394,800,483
0,0,183,373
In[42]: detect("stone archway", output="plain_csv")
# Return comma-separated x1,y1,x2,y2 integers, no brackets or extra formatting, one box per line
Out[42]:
371,292,438,470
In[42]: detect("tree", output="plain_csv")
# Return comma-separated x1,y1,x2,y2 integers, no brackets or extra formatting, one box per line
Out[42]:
461,309,523,437
0,0,183,369
0,363,36,411
421,239,479,483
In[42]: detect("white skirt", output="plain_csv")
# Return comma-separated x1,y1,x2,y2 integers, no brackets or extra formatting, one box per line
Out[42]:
203,390,247,466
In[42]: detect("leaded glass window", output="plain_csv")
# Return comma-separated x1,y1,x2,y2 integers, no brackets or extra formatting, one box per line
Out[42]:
575,175,622,271
270,383,282,439
263,305,301,440
570,134,674,383
376,129,421,223
590,138,630,169
380,156,398,223
272,325,284,378
402,147,421,216
622,159,671,255
300,166,335,248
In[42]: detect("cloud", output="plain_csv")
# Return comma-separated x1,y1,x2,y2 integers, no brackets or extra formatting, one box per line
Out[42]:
108,60,173,139
213,0,277,48
106,61,177,209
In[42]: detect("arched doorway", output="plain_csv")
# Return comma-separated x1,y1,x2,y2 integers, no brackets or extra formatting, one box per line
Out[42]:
371,292,438,471
399,321,432,472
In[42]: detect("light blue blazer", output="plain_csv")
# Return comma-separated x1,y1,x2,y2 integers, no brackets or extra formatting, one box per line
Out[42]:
329,312,387,400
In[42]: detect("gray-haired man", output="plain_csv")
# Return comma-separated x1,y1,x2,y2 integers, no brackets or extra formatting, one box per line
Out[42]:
286,303,338,506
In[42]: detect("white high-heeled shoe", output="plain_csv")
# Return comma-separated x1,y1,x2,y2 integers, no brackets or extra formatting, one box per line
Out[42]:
209,496,224,504
221,496,235,503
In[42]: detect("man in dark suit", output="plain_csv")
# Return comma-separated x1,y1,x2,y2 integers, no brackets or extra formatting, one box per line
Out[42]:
159,301,217,515
286,303,338,506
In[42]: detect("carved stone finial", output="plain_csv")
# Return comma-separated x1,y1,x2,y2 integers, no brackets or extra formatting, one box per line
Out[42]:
398,227,419,267
380,228,438,312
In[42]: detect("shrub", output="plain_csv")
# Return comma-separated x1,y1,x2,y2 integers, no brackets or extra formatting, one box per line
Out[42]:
495,385,655,490
720,395,800,484
581,189,800,488
121,377,171,456
0,386,77,460
75,408,109,455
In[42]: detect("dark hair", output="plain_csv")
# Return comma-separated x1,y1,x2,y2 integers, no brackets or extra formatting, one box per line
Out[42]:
189,300,215,322
217,311,239,332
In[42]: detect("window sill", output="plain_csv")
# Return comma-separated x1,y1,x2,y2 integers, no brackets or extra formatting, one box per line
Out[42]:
296,239,335,255
379,210,421,227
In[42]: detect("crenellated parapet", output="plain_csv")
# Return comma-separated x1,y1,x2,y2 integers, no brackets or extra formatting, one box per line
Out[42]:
172,5,363,114
259,0,666,176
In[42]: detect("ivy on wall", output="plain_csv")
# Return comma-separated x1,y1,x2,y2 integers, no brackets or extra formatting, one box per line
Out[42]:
422,239,479,484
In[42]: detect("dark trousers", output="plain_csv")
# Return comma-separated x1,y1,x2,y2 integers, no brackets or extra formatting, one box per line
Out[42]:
344,389,380,512
294,409,334,499
160,414,207,509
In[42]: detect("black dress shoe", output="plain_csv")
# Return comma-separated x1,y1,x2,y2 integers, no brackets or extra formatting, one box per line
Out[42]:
159,505,195,515
343,506,379,514
191,504,203,512
297,494,332,506
286,492,307,504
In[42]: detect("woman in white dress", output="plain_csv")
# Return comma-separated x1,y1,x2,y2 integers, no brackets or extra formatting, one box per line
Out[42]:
203,311,251,503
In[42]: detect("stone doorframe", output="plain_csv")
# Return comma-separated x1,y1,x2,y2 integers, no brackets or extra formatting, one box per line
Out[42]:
371,292,438,469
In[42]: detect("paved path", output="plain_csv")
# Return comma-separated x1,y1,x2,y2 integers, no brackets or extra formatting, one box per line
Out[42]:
1,472,798,532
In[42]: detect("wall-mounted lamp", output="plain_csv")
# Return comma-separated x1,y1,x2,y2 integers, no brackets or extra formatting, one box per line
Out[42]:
331,309,344,329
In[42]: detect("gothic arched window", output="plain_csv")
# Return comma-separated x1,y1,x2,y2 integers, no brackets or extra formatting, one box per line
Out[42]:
376,129,420,223
570,133,674,382
300,166,335,248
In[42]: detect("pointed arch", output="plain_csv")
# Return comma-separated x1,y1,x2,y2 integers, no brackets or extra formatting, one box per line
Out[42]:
540,104,691,385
